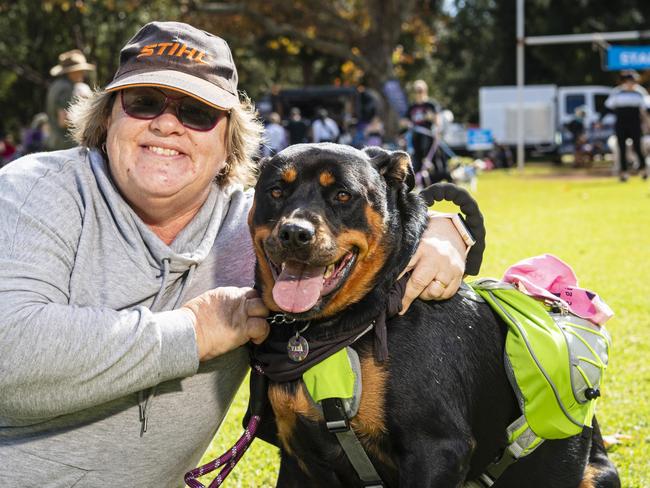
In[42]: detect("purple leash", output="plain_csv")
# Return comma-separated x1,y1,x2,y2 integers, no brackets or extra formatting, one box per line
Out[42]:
184,414,260,487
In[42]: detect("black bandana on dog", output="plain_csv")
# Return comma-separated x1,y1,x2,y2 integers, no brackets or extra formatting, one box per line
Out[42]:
252,275,408,383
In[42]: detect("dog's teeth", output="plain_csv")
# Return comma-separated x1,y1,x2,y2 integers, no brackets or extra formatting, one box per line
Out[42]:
324,264,335,279
281,262,286,271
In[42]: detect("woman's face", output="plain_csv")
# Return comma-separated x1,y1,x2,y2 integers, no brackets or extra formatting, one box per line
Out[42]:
105,88,228,221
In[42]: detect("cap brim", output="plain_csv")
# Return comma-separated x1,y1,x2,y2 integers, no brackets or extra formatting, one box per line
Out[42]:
105,69,238,110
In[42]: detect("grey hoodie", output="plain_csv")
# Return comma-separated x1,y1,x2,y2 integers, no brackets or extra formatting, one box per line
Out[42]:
0,148,256,486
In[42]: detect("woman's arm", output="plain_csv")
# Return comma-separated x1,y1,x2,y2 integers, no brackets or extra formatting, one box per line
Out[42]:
0,162,198,421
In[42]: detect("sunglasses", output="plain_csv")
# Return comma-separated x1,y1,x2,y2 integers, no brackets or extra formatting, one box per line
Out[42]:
120,87,227,131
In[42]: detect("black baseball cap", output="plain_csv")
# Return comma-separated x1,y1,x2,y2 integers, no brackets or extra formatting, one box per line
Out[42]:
105,21,239,110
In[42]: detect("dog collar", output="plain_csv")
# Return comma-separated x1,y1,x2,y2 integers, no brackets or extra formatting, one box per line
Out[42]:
253,274,409,383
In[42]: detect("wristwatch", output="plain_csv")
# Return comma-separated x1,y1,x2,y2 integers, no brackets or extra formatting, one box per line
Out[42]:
429,211,476,253
417,182,486,276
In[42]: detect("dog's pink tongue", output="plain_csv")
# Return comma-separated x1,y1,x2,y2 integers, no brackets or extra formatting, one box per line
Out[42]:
273,262,325,313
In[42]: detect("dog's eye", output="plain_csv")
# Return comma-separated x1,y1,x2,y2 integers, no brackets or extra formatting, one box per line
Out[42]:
270,187,283,199
335,191,351,203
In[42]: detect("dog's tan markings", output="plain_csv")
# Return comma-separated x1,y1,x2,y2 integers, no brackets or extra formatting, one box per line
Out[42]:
578,465,600,488
322,205,387,316
386,152,410,182
297,459,311,478
269,382,321,456
249,224,280,311
349,354,395,468
319,170,335,187
281,166,297,183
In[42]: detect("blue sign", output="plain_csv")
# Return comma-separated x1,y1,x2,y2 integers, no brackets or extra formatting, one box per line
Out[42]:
607,45,650,71
466,128,493,151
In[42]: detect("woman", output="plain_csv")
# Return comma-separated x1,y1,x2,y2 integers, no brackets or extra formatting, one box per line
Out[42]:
0,22,470,486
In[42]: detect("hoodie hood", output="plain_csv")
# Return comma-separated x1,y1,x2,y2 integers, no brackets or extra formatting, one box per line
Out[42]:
89,148,237,277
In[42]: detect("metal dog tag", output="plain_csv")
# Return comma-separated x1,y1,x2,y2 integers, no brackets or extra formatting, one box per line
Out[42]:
287,334,309,362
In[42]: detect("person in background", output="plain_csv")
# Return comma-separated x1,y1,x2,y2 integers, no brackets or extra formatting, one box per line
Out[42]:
0,132,17,167
565,106,592,167
262,112,287,156
336,117,357,146
285,107,309,145
311,108,340,143
406,79,440,177
22,113,50,156
602,70,648,181
364,115,384,147
0,21,474,487
355,84,379,140
45,49,95,150
489,141,513,170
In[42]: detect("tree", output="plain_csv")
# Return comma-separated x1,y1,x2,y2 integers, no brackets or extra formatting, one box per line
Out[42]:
194,0,443,135
2,1,649,140
0,0,184,135
431,0,650,123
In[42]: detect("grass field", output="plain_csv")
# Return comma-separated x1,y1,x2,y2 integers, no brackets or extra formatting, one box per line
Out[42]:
196,164,650,487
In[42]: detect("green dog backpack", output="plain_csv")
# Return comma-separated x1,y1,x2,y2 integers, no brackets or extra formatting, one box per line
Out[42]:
299,281,612,488
466,279,611,486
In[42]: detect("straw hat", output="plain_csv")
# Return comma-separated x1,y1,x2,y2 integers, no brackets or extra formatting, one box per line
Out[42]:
50,49,96,77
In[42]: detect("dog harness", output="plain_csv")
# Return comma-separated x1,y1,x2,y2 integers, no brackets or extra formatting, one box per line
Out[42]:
466,279,611,487
302,347,384,487
297,278,612,488
186,277,610,487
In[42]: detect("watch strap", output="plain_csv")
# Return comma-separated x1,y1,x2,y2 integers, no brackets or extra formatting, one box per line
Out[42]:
418,182,486,276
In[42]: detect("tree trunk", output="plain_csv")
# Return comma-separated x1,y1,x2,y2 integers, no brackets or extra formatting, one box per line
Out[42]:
361,0,412,141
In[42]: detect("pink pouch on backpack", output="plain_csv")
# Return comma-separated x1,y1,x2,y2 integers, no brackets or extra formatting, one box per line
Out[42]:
502,254,613,325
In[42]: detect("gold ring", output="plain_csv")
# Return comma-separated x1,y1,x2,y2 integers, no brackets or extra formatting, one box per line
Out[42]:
434,279,447,289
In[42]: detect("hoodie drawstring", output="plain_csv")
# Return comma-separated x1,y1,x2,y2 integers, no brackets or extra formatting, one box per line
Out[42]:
173,262,197,309
138,259,198,436
150,257,171,312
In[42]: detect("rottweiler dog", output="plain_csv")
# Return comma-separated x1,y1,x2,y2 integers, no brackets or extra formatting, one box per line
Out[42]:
248,143,619,488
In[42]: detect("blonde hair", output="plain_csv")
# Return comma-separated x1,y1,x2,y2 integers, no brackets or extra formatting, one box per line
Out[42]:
67,89,264,188
413,79,428,94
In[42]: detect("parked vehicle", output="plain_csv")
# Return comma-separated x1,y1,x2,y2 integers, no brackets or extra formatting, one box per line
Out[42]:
478,84,614,157
257,86,360,126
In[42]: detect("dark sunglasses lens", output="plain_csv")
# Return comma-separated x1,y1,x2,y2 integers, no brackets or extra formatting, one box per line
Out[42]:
178,99,221,130
123,89,165,118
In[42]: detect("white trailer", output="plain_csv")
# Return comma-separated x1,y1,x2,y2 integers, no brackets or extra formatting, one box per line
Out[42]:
478,84,613,153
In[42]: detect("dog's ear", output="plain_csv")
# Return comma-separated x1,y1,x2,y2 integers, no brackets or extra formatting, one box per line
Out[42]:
257,156,272,170
364,147,415,191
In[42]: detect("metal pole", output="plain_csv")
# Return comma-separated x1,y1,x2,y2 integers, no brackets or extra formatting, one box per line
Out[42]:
516,0,525,170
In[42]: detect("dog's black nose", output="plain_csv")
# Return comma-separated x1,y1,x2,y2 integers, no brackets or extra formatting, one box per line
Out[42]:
278,221,316,248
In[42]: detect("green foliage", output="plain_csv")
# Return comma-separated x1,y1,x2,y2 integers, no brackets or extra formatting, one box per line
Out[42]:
523,0,650,86
2,1,650,135
197,166,650,487
0,0,185,133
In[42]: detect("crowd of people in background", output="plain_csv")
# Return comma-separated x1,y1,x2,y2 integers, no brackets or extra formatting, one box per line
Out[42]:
562,69,650,180
3,47,648,186
259,79,455,187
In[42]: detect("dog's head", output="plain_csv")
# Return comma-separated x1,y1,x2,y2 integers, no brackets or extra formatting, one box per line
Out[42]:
249,143,423,320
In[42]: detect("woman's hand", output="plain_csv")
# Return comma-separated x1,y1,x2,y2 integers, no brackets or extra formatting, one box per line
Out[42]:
398,215,467,313
182,287,270,361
